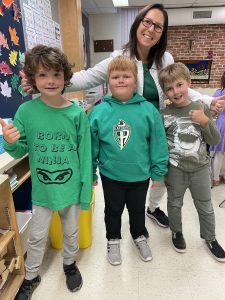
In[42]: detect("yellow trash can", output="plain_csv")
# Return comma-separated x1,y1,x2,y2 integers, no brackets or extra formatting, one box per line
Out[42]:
49,191,95,249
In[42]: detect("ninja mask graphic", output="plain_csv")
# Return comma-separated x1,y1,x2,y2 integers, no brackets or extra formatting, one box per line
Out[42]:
36,168,73,184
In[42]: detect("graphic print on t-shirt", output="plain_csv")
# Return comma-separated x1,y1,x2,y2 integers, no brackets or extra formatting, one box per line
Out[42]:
36,168,73,184
34,130,77,184
164,115,202,167
113,119,131,150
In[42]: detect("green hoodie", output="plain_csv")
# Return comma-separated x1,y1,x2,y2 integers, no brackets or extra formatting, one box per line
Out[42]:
88,93,168,182
3,97,92,211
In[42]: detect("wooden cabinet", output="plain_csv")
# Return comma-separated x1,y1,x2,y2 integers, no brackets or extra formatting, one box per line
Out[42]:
0,175,25,300
0,154,30,299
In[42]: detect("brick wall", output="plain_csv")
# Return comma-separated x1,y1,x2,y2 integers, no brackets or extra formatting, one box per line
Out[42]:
167,24,225,88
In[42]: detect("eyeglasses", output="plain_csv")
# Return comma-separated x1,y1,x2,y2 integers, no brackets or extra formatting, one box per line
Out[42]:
141,17,164,33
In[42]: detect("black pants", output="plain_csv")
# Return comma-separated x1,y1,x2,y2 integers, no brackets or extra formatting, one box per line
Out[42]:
100,174,149,240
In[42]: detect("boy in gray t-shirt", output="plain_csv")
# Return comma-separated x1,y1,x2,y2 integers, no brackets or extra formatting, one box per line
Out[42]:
159,62,225,262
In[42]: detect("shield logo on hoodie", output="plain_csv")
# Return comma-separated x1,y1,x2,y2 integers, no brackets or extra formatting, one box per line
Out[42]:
113,119,131,150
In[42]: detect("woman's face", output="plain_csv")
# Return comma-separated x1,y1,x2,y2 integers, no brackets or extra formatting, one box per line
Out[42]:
136,8,165,51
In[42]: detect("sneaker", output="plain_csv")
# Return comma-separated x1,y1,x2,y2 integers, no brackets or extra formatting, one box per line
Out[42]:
133,235,152,262
107,239,121,266
15,275,41,300
146,207,169,228
172,232,186,253
206,240,225,262
63,262,83,292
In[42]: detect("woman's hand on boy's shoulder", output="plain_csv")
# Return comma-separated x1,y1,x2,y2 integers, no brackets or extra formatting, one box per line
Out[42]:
151,180,161,187
210,95,225,114
20,70,33,94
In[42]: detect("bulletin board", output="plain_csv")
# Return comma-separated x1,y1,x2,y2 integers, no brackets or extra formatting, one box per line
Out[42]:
0,0,29,118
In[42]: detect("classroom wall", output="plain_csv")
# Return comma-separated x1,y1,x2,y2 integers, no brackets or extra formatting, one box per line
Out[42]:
167,24,225,88
87,12,224,88
89,13,121,66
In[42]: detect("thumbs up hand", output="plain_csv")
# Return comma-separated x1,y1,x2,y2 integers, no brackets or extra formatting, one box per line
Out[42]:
189,103,209,128
0,118,20,144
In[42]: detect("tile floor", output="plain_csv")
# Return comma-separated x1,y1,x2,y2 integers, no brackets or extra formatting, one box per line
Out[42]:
31,180,225,300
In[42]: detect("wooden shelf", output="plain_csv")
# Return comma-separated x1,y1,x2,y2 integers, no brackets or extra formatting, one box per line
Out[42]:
0,175,25,299
0,274,24,300
12,171,31,193
0,231,15,253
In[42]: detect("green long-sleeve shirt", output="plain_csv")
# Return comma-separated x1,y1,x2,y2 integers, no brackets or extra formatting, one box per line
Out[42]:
3,97,92,210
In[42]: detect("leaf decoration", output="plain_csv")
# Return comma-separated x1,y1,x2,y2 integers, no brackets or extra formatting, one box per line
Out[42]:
2,0,14,9
13,3,21,22
0,32,9,49
11,74,20,90
0,61,13,76
9,49,18,66
0,5,5,16
0,80,12,98
18,51,25,63
9,26,19,46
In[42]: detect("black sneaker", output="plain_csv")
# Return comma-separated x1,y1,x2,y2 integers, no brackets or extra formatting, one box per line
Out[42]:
172,232,186,253
63,262,83,292
206,240,225,262
146,207,169,227
15,275,41,300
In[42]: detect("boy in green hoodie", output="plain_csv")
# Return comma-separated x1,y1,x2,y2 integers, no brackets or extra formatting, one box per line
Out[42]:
88,56,168,265
0,45,92,299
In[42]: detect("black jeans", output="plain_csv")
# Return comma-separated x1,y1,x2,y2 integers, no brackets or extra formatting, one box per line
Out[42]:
100,174,149,240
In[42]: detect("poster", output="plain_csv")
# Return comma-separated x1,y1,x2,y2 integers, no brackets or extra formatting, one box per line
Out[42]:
178,60,212,84
23,2,62,49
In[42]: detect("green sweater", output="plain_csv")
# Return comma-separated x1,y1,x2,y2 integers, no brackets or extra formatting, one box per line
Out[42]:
161,101,221,171
88,93,169,182
3,97,92,211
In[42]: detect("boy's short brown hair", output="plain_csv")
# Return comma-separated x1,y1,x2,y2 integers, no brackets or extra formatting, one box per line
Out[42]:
23,45,74,93
107,56,137,82
159,62,191,92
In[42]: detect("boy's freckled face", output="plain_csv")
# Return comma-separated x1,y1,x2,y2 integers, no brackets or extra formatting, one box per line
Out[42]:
108,70,137,101
164,78,191,107
34,65,65,98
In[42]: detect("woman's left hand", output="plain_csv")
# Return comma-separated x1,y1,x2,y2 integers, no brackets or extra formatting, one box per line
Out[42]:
210,95,225,114
151,180,161,187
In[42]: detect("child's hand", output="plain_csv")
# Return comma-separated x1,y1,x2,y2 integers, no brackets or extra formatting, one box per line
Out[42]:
189,104,209,128
0,118,20,144
93,180,98,186
151,180,161,187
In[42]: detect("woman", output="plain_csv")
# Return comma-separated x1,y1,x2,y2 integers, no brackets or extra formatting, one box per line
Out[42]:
22,3,225,229
210,71,225,186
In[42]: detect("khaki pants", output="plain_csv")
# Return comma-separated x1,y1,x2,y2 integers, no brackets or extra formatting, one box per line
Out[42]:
165,164,215,241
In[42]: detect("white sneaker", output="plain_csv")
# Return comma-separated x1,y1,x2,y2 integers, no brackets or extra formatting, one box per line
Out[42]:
107,239,121,266
133,235,152,262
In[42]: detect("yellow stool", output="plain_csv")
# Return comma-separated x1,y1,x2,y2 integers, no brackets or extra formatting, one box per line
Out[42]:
49,191,95,249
